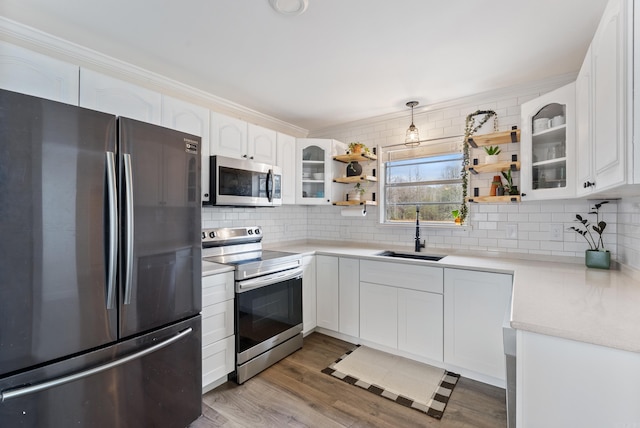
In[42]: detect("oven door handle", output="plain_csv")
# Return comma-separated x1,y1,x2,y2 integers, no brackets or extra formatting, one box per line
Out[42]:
236,267,303,292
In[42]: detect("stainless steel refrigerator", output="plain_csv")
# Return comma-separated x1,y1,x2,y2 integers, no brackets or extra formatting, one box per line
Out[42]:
0,89,202,427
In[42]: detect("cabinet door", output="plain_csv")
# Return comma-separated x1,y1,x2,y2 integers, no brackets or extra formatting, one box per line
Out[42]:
398,289,443,362
79,68,161,124
202,335,234,390
302,255,317,334
360,282,397,349
0,41,79,105
202,299,234,347
316,255,339,331
338,258,359,337
162,95,211,203
202,272,234,307
296,139,333,205
575,48,595,196
276,132,297,204
210,111,248,159
247,123,277,164
444,269,512,382
592,0,627,191
520,82,576,200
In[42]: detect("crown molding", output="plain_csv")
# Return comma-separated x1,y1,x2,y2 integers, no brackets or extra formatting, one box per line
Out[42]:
0,17,309,137
309,72,577,137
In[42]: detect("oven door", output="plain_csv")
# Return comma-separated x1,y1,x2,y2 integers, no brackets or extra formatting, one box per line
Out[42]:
209,155,281,206
235,268,302,365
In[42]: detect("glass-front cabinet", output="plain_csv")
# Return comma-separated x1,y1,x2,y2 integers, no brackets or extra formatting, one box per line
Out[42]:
295,139,337,205
520,82,576,200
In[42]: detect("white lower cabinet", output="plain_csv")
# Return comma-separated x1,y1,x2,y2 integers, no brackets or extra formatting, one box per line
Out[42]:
316,255,359,336
360,282,398,349
316,255,339,331
517,330,640,427
201,271,235,392
359,260,444,362
444,268,512,384
398,288,443,362
302,255,317,334
338,257,359,337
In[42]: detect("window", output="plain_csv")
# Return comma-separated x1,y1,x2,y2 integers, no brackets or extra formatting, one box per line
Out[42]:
383,153,463,223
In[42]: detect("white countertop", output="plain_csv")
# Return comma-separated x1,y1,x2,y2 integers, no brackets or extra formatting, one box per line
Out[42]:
263,240,640,354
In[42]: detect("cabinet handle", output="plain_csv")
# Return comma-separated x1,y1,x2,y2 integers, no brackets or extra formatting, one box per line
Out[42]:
521,193,526,197
584,181,595,188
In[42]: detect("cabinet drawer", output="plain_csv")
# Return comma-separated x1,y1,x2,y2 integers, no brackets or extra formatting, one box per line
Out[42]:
202,299,234,347
202,335,235,388
202,271,234,306
360,260,443,294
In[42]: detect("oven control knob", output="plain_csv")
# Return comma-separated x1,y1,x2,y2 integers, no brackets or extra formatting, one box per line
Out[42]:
248,229,253,235
254,229,260,235
209,231,215,238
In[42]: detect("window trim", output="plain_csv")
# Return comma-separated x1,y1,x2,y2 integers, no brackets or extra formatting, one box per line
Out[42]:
379,150,464,227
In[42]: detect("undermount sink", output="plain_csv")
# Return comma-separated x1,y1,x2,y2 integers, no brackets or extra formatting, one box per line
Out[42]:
376,250,444,262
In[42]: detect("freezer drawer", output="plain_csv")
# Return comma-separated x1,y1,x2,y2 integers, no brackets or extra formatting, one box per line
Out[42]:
0,316,202,428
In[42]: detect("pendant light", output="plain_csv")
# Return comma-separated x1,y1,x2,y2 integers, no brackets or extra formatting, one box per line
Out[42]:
405,101,420,147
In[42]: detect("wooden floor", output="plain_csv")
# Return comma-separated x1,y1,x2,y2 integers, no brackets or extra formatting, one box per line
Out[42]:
190,333,507,428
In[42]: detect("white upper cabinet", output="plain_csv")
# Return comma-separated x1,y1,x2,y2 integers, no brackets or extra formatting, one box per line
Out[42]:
276,132,297,204
247,123,277,164
210,113,277,165
0,41,79,105
210,111,248,159
80,68,161,124
575,48,594,196
520,82,576,200
576,0,636,195
161,95,211,203
296,138,345,205
590,0,629,192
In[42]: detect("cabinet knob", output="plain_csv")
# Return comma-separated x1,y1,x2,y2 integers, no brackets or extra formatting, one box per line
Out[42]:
521,193,526,197
242,154,248,158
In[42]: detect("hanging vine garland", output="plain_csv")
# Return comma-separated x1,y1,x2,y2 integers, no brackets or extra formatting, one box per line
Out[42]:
460,110,498,224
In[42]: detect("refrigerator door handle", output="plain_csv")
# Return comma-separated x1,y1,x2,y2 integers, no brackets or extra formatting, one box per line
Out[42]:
0,327,193,402
105,151,118,310
123,153,134,305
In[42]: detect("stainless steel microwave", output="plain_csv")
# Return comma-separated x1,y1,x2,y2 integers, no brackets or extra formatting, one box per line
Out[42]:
206,155,282,207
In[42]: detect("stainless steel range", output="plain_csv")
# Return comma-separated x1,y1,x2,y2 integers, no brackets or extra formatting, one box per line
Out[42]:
202,226,303,384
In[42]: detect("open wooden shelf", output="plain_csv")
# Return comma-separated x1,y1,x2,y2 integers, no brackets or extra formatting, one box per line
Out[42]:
333,200,378,206
333,175,377,183
466,195,521,203
333,153,377,163
466,129,520,148
467,161,520,175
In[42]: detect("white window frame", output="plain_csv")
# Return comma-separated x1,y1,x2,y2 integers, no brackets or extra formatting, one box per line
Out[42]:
378,137,464,227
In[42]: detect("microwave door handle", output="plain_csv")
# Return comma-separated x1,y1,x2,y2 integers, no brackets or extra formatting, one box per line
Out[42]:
267,169,273,202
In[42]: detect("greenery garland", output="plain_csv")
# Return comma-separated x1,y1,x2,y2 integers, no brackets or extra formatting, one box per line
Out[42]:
460,110,498,223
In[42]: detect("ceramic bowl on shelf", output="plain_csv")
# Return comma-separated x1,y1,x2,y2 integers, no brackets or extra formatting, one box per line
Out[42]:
313,173,324,180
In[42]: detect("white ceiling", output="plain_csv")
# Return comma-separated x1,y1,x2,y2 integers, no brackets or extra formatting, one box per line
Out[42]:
1,0,608,132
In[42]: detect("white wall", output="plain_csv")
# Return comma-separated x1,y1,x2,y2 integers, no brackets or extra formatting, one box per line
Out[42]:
304,79,621,260
196,80,638,268
617,196,640,269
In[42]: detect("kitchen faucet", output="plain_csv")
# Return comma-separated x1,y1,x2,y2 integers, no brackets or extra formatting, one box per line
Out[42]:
415,206,425,252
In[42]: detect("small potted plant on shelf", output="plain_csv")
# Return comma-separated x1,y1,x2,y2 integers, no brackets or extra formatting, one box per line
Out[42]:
484,145,501,164
347,142,369,155
501,169,519,195
451,209,462,225
348,182,366,201
568,201,610,269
